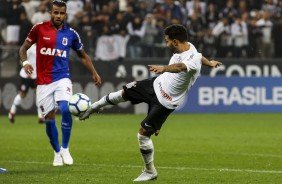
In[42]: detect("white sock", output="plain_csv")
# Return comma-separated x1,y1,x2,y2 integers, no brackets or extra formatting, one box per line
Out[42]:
91,90,125,109
10,94,22,114
137,133,156,172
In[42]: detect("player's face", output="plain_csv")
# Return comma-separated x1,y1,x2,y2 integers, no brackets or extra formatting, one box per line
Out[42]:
50,5,67,27
165,35,178,53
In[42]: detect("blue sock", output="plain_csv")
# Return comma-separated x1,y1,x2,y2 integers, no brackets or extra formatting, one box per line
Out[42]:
45,120,60,152
59,101,72,149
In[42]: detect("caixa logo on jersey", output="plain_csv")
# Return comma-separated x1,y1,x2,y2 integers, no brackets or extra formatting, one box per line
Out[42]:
40,47,67,58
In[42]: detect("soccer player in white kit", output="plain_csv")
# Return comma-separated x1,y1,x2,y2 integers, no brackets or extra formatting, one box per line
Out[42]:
8,44,44,123
80,24,222,181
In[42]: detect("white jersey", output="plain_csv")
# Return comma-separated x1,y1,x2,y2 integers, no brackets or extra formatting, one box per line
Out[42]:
19,44,37,79
153,42,202,109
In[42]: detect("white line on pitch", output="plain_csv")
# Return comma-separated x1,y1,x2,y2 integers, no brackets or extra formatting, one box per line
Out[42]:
2,147,282,159
2,160,282,174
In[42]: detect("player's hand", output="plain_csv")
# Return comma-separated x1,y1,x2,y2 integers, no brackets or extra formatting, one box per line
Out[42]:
23,64,34,76
148,65,165,74
92,73,102,87
209,60,222,68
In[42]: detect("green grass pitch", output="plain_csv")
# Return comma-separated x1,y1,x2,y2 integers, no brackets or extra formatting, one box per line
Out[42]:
0,113,282,183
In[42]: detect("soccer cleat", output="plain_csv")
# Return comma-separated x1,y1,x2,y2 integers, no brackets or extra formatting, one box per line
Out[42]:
53,151,63,166
79,104,101,120
8,112,15,123
0,168,8,173
60,147,73,165
133,169,158,182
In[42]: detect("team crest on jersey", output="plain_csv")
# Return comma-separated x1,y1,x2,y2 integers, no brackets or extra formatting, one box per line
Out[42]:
189,53,194,60
62,37,68,45
177,56,182,63
125,81,137,89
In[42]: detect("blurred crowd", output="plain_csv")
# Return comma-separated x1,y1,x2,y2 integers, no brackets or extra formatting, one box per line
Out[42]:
0,0,282,61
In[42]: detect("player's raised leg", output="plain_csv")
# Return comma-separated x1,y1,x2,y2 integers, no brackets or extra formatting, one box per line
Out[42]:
79,90,126,120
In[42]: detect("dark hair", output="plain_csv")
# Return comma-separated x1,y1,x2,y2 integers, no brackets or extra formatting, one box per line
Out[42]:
164,24,188,42
52,0,67,8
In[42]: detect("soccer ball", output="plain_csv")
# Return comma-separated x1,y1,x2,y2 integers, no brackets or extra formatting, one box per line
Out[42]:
68,93,91,116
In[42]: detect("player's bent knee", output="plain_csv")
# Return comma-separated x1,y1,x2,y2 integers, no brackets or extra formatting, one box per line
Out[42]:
59,101,71,115
139,126,155,137
45,109,56,120
139,127,148,136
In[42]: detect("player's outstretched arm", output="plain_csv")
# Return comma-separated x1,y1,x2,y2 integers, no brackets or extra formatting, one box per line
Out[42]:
148,63,187,74
19,41,33,76
201,56,222,68
77,49,102,86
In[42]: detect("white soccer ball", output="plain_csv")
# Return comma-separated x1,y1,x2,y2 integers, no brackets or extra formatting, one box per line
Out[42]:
68,93,91,116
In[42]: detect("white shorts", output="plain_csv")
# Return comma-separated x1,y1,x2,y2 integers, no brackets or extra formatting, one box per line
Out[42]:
37,78,73,117
6,25,20,43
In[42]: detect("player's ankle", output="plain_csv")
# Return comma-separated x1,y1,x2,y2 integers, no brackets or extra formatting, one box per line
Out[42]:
145,162,155,172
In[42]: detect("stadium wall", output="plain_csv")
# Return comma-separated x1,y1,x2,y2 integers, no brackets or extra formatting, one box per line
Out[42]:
1,59,282,115
176,76,282,113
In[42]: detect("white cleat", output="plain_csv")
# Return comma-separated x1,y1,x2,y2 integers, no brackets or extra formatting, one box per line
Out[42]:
60,147,73,165
53,151,63,166
133,170,158,182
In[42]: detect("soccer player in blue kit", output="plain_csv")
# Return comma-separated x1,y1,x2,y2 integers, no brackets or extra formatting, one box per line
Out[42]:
19,0,102,166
